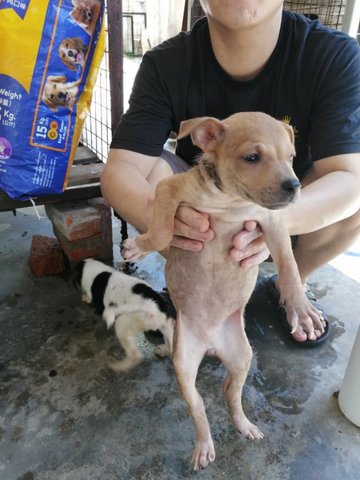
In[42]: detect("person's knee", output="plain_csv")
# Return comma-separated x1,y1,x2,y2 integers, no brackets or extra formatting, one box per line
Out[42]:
340,207,360,235
100,162,114,202
146,157,174,188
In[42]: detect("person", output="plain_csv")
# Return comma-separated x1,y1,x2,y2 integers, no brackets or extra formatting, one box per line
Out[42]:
101,0,360,346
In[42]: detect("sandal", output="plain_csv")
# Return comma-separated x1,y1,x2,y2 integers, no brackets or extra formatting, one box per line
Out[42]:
266,274,330,348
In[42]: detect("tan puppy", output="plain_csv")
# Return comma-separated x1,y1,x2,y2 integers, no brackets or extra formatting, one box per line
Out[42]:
122,112,323,470
59,37,88,70
42,76,81,112
70,0,101,35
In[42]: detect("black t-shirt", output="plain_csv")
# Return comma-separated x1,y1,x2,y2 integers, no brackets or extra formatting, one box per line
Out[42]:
111,11,360,179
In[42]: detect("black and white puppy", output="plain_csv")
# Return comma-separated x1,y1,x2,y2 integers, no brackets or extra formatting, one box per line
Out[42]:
74,258,175,372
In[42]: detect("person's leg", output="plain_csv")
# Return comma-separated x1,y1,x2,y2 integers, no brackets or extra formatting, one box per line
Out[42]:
293,169,360,285
146,149,190,188
294,211,360,285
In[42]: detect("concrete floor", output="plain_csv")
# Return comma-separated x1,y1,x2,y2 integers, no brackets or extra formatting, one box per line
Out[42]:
1,206,360,480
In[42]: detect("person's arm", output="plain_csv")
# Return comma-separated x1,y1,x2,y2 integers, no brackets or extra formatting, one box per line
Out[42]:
101,148,160,234
284,153,360,235
101,148,214,252
231,153,360,268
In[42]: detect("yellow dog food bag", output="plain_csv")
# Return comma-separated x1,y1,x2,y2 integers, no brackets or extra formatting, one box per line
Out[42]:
0,0,105,199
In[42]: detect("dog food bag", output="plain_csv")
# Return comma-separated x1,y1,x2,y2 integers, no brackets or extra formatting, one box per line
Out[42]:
0,0,105,199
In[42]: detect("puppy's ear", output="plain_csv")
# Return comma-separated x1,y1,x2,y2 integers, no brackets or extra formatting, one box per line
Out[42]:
70,260,86,288
42,95,58,112
178,117,225,153
281,122,295,145
46,75,66,83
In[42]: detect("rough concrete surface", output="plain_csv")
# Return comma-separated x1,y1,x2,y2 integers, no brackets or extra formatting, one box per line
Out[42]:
1,207,359,480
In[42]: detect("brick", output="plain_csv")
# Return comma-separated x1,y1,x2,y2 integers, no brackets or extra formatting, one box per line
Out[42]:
28,235,66,276
53,225,103,263
45,201,102,241
88,198,113,261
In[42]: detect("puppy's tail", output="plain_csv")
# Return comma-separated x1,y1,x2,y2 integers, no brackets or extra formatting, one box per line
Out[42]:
103,308,116,329
103,304,153,330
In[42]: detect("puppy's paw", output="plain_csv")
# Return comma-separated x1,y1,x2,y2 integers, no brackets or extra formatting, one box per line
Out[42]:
121,238,146,262
191,438,216,471
154,344,172,357
234,415,264,440
81,293,91,303
108,356,142,373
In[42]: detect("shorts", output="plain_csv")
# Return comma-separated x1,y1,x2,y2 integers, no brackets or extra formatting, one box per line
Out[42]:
160,149,190,174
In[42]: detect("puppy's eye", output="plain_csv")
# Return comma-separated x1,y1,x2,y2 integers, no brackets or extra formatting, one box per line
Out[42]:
50,94,54,99
243,153,260,163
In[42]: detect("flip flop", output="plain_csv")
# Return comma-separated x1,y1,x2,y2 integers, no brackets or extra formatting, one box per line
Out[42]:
266,274,330,348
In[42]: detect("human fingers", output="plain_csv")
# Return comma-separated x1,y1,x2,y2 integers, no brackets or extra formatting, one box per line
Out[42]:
173,217,214,243
243,220,258,232
230,235,269,266
175,205,210,233
232,226,263,251
170,234,204,251
238,248,270,269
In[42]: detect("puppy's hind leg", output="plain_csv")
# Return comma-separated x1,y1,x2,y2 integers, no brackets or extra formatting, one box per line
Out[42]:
108,313,143,372
173,313,215,471
217,310,263,440
154,319,174,357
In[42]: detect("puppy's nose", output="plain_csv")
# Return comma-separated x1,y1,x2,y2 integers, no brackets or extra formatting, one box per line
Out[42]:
281,178,301,195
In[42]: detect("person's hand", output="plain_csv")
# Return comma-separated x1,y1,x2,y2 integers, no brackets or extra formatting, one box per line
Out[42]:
230,220,270,268
171,205,215,251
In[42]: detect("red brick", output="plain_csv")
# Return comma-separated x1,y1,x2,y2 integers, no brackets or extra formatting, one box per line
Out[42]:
45,201,102,241
53,225,103,263
28,235,66,276
88,198,113,261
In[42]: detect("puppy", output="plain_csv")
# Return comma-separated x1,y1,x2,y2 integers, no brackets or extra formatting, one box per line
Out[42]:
42,75,81,112
59,37,88,70
75,258,175,372
70,0,101,35
122,112,324,470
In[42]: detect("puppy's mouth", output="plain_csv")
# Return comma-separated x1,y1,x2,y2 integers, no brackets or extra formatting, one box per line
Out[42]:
57,92,71,104
67,49,83,63
244,186,300,210
266,199,297,210
75,52,83,63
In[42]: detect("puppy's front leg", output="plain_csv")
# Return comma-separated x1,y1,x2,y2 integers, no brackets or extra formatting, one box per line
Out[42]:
122,174,186,261
264,214,324,336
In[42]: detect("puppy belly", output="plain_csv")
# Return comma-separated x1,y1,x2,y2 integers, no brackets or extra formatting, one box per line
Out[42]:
165,248,258,323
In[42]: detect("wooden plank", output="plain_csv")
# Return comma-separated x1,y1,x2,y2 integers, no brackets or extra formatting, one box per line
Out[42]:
73,145,101,165
0,146,104,212
67,162,104,187
0,183,103,212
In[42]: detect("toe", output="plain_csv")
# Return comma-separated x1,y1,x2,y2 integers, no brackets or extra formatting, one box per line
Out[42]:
291,327,308,342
